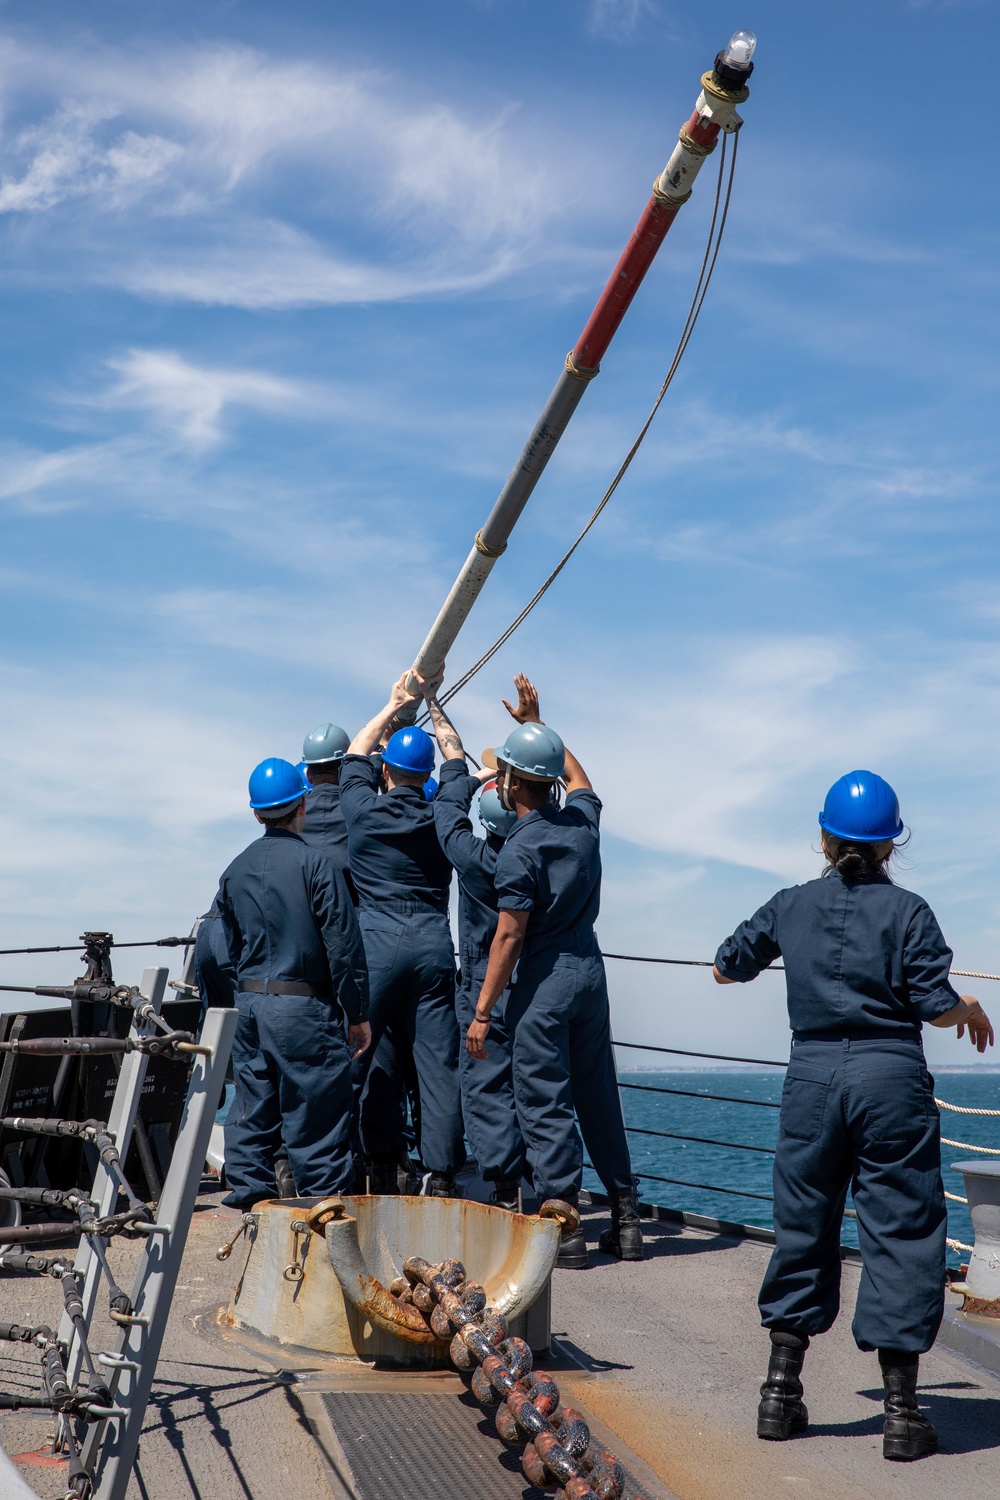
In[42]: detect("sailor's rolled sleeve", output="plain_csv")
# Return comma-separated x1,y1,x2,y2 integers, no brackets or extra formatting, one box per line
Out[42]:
565,788,603,827
494,839,537,914
903,902,963,1021
714,899,782,981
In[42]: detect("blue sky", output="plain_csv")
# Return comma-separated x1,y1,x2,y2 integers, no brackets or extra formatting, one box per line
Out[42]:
0,0,998,1067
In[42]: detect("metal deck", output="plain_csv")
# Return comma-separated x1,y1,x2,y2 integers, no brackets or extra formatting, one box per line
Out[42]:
3,1190,1000,1500
312,1390,657,1500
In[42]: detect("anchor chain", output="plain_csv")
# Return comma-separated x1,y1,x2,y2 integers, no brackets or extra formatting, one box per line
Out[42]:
397,1255,625,1500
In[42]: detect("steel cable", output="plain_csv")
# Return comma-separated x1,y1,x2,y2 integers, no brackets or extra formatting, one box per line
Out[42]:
614,1038,786,1067
0,937,190,957
618,1080,780,1108
584,1157,773,1202
423,131,739,715
604,950,1000,983
625,1124,775,1154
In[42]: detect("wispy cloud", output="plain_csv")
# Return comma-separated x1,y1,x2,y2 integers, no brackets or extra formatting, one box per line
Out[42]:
587,0,659,40
100,348,353,448
0,36,580,307
0,101,181,213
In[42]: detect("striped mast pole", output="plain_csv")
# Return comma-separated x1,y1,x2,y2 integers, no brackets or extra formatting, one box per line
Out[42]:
408,30,756,685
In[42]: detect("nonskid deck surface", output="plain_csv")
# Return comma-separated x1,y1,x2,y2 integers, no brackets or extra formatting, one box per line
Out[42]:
551,1206,1000,1500
1,1189,997,1500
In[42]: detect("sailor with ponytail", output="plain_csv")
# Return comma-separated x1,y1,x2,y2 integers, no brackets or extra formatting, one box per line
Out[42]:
713,770,994,1462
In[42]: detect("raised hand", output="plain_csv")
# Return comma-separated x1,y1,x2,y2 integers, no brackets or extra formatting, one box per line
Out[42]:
502,672,541,725
388,672,422,714
410,664,446,701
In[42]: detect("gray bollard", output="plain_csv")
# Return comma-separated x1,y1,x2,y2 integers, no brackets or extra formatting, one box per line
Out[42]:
953,1160,1000,1301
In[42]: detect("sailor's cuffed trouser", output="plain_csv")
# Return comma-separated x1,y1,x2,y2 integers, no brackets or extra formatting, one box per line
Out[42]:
760,1034,946,1354
224,991,354,1209
352,905,464,1175
506,941,632,1203
457,953,525,1184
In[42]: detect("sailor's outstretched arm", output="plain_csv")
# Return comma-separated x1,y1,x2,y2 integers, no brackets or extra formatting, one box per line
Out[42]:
418,670,465,761
503,672,592,792
348,673,422,756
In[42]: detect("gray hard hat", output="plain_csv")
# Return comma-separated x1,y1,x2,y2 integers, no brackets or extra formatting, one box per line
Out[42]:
302,723,350,764
483,723,566,782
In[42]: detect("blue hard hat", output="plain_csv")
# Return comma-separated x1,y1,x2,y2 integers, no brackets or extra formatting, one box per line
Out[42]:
302,723,350,764
490,722,565,782
383,725,435,776
479,782,517,838
295,761,315,792
248,757,308,811
819,770,904,843
423,776,439,802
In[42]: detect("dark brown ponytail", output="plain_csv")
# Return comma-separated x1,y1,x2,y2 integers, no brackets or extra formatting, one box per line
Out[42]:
822,835,895,883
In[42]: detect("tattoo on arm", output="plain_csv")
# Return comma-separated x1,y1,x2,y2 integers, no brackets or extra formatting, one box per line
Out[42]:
429,699,464,757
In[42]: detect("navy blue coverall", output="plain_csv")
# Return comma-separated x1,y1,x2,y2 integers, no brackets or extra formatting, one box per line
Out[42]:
217,827,369,1209
301,781,357,904
340,754,463,1174
494,789,632,1202
433,759,525,1185
715,869,960,1353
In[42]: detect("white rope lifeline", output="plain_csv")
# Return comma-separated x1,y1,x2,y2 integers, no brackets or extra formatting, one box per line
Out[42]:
941,1135,1000,1155
935,1097,1000,1117
944,1190,969,1204
947,1237,974,1254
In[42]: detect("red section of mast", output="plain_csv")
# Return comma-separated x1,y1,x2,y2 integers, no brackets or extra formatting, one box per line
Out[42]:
572,113,723,372
408,36,755,684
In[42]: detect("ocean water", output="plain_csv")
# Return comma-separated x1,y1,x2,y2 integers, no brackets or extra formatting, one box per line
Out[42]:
581,1068,1000,1258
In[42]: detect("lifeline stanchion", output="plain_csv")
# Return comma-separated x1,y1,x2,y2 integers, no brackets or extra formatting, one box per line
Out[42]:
59,969,168,1392
0,971,174,1495
82,1005,237,1500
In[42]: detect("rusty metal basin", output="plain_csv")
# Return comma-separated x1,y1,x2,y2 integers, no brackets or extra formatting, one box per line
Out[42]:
225,1194,563,1365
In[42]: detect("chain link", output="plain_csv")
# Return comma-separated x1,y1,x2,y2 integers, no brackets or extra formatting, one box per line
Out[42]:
395,1249,624,1499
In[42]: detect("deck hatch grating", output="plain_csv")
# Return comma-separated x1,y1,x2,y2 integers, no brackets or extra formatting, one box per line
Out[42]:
319,1390,652,1499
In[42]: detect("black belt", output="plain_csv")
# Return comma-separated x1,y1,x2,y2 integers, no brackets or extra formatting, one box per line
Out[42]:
239,978,319,998
792,1027,921,1043
360,898,448,917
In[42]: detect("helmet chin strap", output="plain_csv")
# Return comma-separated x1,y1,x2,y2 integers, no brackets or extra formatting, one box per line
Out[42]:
498,763,515,812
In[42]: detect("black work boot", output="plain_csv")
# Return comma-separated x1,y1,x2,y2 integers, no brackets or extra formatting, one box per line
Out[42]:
490,1179,520,1212
757,1329,809,1440
426,1173,456,1198
555,1193,589,1270
879,1350,938,1461
273,1156,296,1200
598,1184,644,1261
368,1156,400,1195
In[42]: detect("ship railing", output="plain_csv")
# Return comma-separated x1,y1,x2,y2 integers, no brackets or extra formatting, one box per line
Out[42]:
599,950,1000,1257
